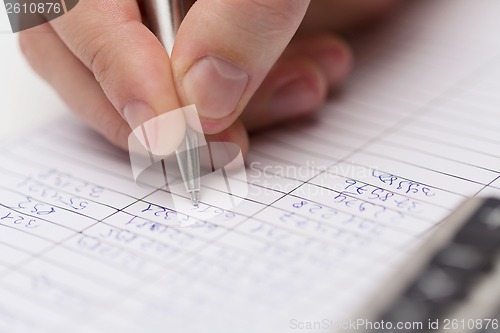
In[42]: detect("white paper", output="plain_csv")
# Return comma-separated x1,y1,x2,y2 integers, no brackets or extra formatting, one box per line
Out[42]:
0,1,500,332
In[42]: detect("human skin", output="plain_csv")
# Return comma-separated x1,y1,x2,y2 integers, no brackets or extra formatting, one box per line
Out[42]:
19,0,399,155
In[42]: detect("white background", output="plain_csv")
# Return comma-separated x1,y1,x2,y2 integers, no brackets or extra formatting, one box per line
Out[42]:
0,10,65,142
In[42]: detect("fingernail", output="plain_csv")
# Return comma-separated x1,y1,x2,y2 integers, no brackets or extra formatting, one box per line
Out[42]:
123,100,157,150
182,56,249,120
269,76,320,120
124,101,188,156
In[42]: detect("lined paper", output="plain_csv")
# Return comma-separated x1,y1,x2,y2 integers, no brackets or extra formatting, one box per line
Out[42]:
1,1,500,332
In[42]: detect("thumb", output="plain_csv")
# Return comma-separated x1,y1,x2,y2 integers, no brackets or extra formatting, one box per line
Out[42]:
171,0,311,134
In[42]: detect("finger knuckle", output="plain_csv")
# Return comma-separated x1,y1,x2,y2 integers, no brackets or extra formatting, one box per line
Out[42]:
70,2,138,84
89,42,112,85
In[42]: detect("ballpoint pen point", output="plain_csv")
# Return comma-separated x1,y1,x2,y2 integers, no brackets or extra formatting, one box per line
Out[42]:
190,191,200,207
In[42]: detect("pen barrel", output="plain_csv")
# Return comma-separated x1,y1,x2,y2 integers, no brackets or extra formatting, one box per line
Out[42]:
175,127,201,192
144,0,195,56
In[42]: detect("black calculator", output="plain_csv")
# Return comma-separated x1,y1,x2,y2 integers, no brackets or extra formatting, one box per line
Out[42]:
361,197,500,333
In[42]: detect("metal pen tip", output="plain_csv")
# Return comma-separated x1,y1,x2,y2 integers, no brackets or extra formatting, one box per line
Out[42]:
190,191,200,207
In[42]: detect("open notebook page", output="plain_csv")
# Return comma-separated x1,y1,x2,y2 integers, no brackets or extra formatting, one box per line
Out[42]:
1,0,500,332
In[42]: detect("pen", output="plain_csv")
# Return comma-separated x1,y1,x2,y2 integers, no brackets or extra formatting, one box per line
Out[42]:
144,0,201,206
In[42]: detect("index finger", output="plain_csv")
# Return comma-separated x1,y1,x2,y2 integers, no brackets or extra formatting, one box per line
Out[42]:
50,0,185,153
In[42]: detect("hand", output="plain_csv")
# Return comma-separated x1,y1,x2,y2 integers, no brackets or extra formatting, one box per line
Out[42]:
19,0,398,155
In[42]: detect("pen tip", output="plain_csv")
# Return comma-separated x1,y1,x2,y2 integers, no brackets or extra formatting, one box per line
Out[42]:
190,191,200,207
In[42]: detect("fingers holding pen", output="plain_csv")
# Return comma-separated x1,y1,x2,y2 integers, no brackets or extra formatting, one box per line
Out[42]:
48,0,184,147
20,0,357,157
19,0,253,148
171,0,311,134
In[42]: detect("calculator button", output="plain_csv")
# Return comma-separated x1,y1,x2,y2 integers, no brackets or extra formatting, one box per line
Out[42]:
432,243,493,272
373,198,500,330
459,198,500,232
381,296,433,329
404,265,469,317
